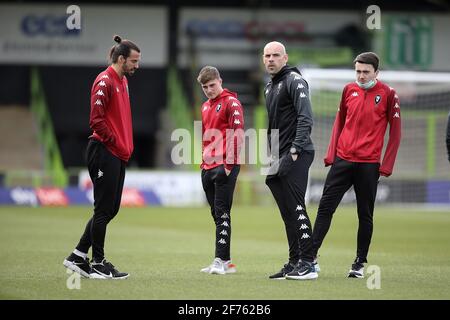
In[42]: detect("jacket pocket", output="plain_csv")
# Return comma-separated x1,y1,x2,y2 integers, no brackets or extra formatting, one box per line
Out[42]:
278,154,294,177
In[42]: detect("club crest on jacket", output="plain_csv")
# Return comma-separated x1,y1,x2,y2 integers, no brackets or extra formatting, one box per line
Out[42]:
375,95,381,105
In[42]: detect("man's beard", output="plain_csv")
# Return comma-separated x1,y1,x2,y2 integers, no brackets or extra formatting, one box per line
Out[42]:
122,65,136,77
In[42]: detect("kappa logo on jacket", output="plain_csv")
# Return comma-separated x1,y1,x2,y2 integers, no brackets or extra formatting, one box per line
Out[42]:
290,72,302,80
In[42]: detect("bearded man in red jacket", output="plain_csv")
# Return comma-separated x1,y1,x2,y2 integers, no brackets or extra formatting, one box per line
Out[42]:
312,52,401,279
63,35,140,280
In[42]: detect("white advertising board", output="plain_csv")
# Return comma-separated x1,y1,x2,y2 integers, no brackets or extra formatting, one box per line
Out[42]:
0,4,167,66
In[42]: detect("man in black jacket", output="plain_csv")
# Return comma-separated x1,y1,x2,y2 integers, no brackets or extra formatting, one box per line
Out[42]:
263,41,317,280
447,112,450,163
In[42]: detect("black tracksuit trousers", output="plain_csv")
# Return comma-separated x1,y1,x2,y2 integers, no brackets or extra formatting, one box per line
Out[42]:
312,157,380,263
201,165,240,261
202,165,240,260
76,139,126,262
265,150,315,264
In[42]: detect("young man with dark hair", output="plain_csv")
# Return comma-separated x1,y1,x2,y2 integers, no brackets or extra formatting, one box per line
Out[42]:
198,66,244,275
63,35,141,279
312,52,402,278
262,41,318,280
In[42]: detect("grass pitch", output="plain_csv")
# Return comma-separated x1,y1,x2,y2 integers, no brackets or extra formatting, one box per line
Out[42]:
0,205,449,300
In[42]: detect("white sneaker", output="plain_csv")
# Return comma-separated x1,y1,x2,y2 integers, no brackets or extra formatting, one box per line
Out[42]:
224,261,236,274
200,258,236,275
209,258,226,274
200,264,211,273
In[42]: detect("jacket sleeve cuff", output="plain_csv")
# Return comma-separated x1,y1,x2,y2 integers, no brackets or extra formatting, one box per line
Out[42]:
379,168,391,177
224,163,234,171
324,158,333,167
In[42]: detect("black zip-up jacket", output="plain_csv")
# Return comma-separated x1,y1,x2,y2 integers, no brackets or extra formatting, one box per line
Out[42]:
264,65,314,157
446,112,450,162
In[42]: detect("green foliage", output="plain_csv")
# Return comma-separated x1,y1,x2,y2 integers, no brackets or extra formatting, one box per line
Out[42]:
30,68,68,187
288,47,353,68
167,67,199,170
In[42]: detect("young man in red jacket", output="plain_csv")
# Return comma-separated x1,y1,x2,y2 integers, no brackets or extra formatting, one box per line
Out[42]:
63,35,140,279
312,52,401,278
197,66,244,275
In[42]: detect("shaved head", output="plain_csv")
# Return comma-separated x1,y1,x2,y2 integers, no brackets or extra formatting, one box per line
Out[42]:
263,41,286,55
263,41,288,77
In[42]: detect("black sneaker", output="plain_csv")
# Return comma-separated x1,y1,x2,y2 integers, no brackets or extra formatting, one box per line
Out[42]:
269,262,296,279
313,256,321,273
285,260,318,280
63,253,91,278
348,262,364,278
90,259,129,279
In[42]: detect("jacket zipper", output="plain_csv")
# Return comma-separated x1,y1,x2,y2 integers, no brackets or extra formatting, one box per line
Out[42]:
352,90,366,157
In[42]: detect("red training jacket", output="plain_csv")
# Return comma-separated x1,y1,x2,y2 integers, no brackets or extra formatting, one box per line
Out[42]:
89,66,134,162
201,89,245,171
324,80,401,177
